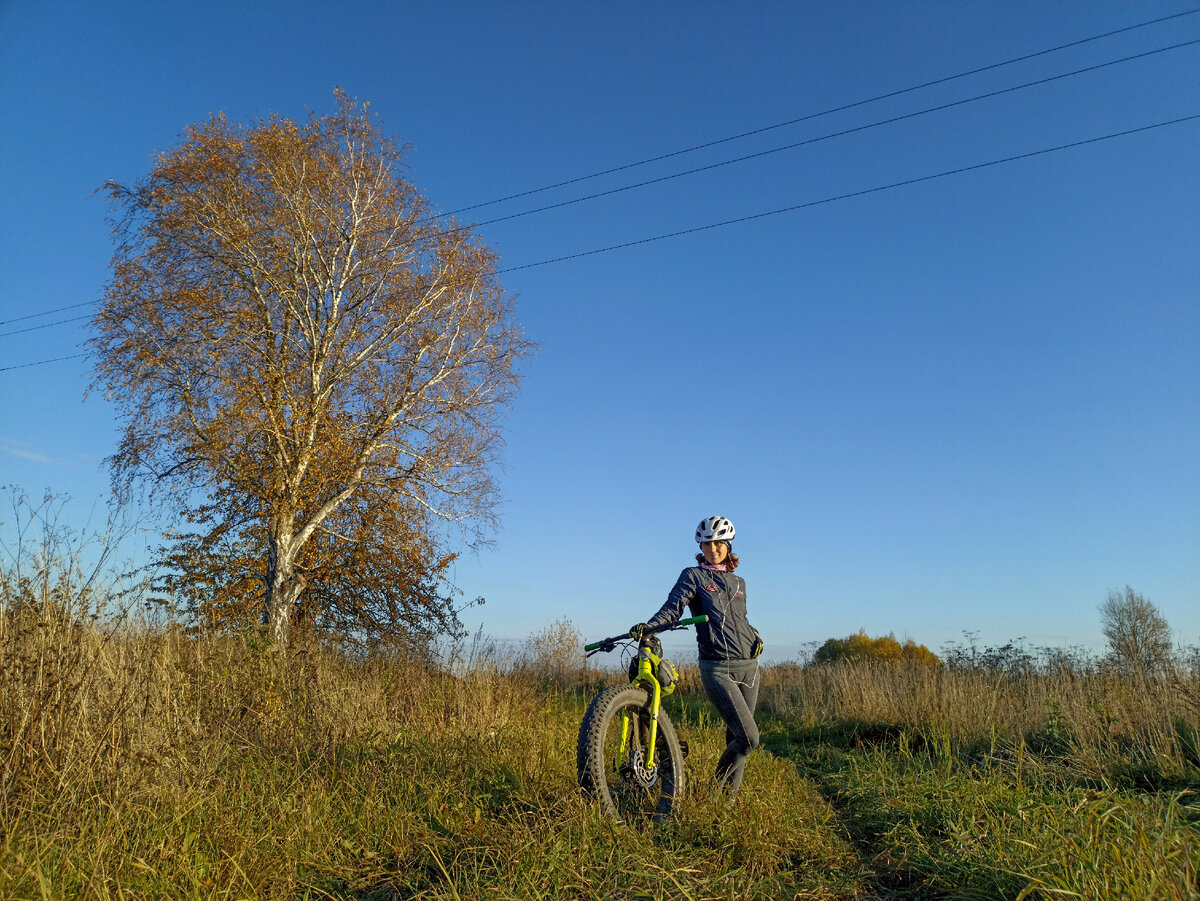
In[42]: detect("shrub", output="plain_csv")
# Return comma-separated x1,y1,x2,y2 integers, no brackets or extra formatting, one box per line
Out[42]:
813,629,941,667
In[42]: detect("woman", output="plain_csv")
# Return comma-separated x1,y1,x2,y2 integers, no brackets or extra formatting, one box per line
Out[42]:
631,515,763,799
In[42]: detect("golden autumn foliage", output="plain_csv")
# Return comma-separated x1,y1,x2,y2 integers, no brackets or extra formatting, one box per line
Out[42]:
91,91,531,647
157,485,465,650
814,628,942,667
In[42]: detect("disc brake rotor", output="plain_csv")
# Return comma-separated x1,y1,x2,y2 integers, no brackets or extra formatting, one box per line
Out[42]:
619,746,659,789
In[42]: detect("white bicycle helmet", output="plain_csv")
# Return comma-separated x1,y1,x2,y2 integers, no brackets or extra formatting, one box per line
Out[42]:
695,515,735,544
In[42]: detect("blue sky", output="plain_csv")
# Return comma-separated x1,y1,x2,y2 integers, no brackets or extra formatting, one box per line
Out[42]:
1,2,1197,661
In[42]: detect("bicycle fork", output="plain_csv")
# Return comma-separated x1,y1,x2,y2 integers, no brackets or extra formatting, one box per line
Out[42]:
620,645,664,770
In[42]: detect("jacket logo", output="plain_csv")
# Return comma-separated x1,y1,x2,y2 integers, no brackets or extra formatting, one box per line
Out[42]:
704,583,718,593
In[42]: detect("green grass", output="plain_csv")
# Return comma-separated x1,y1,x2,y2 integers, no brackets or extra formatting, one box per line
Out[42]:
3,613,1198,899
762,716,1200,900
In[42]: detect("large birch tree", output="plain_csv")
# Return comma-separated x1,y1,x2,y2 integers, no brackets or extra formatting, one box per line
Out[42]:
91,92,530,647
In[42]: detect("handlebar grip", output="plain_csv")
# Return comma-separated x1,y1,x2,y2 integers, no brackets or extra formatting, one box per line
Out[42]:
584,634,624,652
678,614,709,626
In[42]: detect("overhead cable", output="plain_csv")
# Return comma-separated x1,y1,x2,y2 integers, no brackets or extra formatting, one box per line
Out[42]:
0,352,89,373
5,114,1195,371
12,11,1197,327
445,9,1200,216
0,314,93,339
472,39,1200,230
497,114,1200,273
0,299,96,327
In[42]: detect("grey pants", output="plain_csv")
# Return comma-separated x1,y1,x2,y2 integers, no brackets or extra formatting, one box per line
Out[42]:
698,657,761,797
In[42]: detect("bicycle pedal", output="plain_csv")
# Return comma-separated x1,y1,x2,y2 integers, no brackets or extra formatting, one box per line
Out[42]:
678,739,689,759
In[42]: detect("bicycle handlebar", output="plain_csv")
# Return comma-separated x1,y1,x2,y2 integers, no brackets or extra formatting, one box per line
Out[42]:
583,614,708,654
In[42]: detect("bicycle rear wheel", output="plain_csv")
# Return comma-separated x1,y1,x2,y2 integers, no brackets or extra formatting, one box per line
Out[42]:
576,684,686,822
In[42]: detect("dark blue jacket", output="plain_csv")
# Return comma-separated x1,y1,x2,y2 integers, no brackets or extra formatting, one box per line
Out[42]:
647,565,761,661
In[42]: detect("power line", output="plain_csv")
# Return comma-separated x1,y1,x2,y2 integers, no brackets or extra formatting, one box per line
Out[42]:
0,299,96,327
4,113,1195,372
10,10,1196,328
0,314,93,338
444,9,1200,217
497,114,1200,273
471,39,1199,231
0,352,89,373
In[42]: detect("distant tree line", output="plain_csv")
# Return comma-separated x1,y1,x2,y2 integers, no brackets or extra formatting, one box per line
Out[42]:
817,587,1192,680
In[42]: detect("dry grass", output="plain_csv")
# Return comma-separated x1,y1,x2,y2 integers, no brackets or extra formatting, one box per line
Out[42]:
2,540,1195,899
753,659,1200,784
1,600,858,899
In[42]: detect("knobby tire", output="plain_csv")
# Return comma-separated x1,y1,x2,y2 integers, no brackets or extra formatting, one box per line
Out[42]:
576,684,686,822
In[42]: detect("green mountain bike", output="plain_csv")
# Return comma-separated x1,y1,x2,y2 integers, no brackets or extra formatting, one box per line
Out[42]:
576,615,707,821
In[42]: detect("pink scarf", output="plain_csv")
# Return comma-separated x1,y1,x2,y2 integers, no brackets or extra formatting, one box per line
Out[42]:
699,562,728,572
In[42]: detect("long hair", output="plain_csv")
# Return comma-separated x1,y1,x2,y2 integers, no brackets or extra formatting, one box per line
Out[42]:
696,542,739,571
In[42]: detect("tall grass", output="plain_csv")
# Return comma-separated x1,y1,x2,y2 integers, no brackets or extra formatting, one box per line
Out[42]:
752,658,1199,899
4,597,1198,898
1,597,859,899
2,497,1195,899
754,658,1200,787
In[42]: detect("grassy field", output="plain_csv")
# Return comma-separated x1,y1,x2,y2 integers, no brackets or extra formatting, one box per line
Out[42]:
2,600,1198,899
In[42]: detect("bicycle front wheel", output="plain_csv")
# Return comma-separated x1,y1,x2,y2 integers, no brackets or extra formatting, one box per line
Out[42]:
576,684,686,822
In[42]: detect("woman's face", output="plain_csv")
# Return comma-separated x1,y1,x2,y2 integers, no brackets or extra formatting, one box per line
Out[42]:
701,540,729,565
